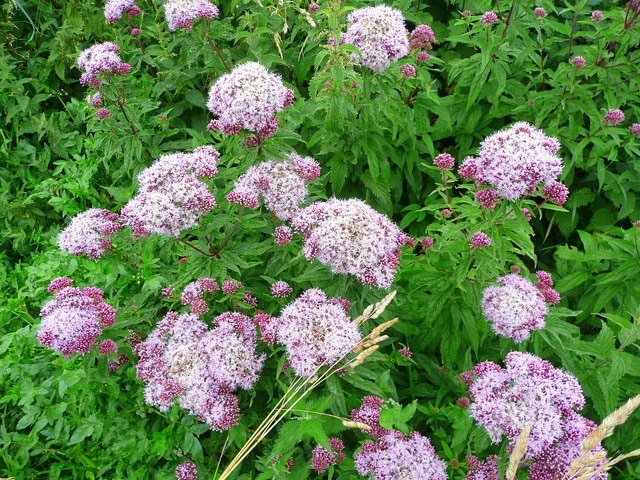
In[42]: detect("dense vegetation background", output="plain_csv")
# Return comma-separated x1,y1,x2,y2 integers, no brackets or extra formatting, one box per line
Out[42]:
2,0,640,478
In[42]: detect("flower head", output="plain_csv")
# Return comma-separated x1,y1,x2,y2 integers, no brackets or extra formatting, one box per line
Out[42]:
463,352,585,458
400,64,416,78
410,25,436,51
291,198,413,288
104,0,141,23
272,289,360,377
604,108,625,126
270,281,293,298
135,311,264,430
630,123,640,138
227,153,320,220
206,62,294,138
39,279,116,357
470,232,492,248
534,7,547,17
343,5,409,72
274,225,293,245
572,56,586,68
58,208,122,259
175,461,198,480
181,278,218,315
434,153,455,170
591,10,603,21
77,42,130,87
164,0,219,31
482,273,549,342
355,430,448,480
121,146,219,237
480,11,499,26
311,438,345,473
465,455,499,480
542,181,569,206
458,122,564,200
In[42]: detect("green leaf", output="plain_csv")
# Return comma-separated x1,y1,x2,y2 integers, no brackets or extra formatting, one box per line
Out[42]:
69,424,94,445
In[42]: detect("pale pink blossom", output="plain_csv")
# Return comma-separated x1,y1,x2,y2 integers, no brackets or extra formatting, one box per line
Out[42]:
343,5,409,72
77,42,130,87
58,208,122,259
164,0,219,31
104,0,141,23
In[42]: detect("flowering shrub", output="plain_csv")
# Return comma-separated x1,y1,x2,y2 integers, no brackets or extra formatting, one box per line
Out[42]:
3,0,640,479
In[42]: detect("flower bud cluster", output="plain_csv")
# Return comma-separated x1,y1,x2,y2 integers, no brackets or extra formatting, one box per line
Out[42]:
39,278,116,357
104,0,141,23
311,438,346,473
343,5,409,72
121,146,219,237
77,42,131,88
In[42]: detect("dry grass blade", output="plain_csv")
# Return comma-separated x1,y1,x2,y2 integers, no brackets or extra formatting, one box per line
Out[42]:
506,425,530,480
354,291,397,326
565,393,640,480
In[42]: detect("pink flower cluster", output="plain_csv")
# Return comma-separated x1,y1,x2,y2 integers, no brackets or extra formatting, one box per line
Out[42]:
135,311,264,430
226,153,320,220
175,461,198,480
58,208,123,259
121,146,219,237
77,42,131,88
459,122,565,201
480,11,499,26
291,198,413,288
268,289,360,377
482,272,559,342
465,455,499,480
104,0,141,23
181,278,218,314
164,0,219,31
343,5,409,72
39,278,116,357
206,62,294,139
311,438,346,473
604,108,625,126
351,397,447,480
460,352,585,459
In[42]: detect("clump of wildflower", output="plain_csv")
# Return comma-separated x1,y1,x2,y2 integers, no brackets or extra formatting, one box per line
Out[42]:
542,180,569,206
227,153,320,220
342,5,409,72
434,153,455,170
440,208,453,218
161,286,174,298
400,64,416,78
221,279,242,295
470,232,492,249
39,278,116,357
164,0,219,31
461,351,585,459
480,11,499,26
572,56,586,68
135,311,264,430
351,396,389,439
630,123,640,138
181,278,218,315
591,10,603,21
465,455,499,480
206,62,294,139
121,146,219,237
99,339,118,355
104,0,141,23
482,273,549,342
175,460,198,480
421,236,434,250
311,438,346,473
291,198,413,288
534,7,547,17
416,51,430,63
271,289,360,377
475,189,500,210
131,28,141,36
308,2,319,13
410,24,436,51
77,42,130,87
459,122,564,201
270,281,293,298
355,430,448,480
240,290,258,307
604,108,625,126
58,208,122,259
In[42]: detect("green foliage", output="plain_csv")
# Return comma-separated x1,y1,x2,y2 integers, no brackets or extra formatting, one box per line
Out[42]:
3,0,640,478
